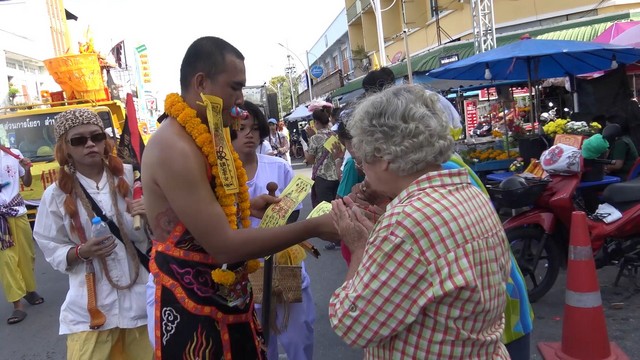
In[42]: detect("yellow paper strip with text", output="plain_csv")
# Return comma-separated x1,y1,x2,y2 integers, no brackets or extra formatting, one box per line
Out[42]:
200,94,239,194
259,175,314,229
306,201,332,219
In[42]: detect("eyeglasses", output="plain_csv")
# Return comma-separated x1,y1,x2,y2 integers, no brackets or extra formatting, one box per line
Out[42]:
67,133,107,147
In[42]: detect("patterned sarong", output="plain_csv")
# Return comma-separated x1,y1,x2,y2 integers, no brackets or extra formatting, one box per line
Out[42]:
0,194,24,250
150,223,266,360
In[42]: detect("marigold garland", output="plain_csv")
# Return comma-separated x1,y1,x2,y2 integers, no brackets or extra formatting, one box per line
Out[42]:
245,259,262,274
211,260,261,286
165,93,257,286
211,268,237,287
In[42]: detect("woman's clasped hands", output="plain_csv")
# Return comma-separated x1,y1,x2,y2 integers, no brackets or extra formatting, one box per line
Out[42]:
330,196,375,253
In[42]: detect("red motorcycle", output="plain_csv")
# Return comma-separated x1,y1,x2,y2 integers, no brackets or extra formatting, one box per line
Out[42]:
489,132,640,302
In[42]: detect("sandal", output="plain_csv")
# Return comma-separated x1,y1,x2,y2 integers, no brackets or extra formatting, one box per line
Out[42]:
24,291,44,306
7,309,27,325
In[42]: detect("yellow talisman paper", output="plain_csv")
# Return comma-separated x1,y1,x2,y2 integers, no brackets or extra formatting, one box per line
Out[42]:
259,175,314,229
200,94,239,194
260,175,314,264
306,201,333,219
323,135,344,152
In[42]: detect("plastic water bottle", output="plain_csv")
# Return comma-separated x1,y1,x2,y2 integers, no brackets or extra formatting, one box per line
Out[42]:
91,217,111,244
91,217,117,265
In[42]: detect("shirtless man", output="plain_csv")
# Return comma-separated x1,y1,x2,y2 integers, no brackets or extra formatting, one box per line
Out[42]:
142,36,335,359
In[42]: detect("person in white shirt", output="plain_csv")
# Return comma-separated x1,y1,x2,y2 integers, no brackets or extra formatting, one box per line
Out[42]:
0,141,44,325
256,139,275,156
278,119,290,141
268,118,291,164
33,109,152,359
236,102,314,360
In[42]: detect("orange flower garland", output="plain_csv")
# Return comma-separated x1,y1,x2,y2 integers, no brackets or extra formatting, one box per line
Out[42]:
164,93,258,286
164,93,251,230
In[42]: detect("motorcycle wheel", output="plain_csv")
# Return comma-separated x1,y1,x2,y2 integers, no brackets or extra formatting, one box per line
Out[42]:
507,227,561,303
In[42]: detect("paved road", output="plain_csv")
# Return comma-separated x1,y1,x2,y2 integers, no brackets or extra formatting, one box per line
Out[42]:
1,160,639,359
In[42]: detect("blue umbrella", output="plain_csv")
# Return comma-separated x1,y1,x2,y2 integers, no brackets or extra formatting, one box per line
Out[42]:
428,38,640,127
427,38,640,81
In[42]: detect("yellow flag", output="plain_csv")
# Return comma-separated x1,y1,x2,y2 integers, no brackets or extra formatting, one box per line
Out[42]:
372,52,381,70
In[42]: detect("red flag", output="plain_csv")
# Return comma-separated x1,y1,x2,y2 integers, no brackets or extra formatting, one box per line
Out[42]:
124,93,143,164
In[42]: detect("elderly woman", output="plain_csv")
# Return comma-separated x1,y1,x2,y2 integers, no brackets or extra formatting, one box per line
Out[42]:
329,84,511,359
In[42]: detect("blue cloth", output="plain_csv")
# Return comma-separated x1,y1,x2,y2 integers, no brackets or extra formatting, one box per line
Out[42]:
337,158,365,198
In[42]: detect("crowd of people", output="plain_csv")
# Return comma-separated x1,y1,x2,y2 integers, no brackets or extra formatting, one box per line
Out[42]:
25,34,640,360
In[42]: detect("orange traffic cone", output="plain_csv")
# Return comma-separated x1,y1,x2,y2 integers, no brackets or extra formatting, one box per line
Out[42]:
538,211,629,360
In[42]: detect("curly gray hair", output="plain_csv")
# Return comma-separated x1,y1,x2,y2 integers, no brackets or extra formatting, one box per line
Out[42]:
347,84,454,176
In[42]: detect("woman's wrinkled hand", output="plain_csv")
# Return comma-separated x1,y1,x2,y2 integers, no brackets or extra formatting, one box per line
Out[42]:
343,196,385,224
80,235,117,259
348,180,390,212
126,198,146,217
250,194,282,219
331,199,370,253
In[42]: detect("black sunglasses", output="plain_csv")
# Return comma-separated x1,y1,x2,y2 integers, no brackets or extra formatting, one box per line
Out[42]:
67,133,107,147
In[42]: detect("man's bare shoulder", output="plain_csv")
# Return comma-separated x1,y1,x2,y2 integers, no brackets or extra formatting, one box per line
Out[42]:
144,118,200,168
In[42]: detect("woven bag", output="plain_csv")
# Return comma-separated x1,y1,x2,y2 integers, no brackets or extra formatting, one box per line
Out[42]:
249,264,302,304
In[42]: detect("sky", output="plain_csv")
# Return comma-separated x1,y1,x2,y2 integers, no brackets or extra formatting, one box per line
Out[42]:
63,0,346,98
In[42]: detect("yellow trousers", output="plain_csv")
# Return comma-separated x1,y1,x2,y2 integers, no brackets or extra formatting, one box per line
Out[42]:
67,325,153,360
0,214,36,303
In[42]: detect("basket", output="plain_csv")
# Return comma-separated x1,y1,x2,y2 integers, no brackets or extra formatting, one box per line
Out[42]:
249,264,302,304
43,54,106,100
487,178,550,209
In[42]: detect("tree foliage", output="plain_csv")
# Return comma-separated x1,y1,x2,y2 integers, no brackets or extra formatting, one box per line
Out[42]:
268,75,298,116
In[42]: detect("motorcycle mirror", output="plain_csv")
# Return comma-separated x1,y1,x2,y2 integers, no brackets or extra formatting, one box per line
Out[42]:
602,123,622,143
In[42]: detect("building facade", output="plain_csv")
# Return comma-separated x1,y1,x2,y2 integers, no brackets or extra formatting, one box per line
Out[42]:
298,9,357,104
335,0,640,96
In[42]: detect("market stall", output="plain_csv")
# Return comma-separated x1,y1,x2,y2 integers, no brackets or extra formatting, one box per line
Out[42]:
428,38,640,174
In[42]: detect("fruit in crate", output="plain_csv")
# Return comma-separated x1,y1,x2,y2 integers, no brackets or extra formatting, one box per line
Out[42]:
467,148,519,162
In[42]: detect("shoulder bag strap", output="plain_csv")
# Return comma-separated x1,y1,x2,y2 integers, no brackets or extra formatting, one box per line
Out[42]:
78,183,150,272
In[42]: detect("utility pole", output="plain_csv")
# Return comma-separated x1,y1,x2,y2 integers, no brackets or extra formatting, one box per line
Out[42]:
432,0,453,47
284,55,297,109
401,0,413,84
372,0,387,67
276,83,283,118
433,0,442,46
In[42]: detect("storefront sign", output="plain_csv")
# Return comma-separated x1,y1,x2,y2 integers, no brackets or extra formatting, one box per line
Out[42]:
464,100,478,136
439,54,459,66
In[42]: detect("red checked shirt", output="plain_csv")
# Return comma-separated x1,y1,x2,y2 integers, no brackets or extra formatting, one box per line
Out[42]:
329,169,511,359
